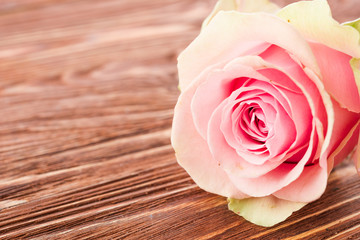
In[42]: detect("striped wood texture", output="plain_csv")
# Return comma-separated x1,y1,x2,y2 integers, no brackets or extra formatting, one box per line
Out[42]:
0,0,359,239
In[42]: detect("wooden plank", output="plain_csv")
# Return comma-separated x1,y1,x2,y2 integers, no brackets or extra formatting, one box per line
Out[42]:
0,0,359,239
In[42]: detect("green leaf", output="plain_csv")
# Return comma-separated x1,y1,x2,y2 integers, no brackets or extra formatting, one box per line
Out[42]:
228,196,307,227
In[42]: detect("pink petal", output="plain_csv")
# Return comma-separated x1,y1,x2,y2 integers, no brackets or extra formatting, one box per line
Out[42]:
171,66,247,199
259,45,327,133
265,98,296,158
191,56,291,140
303,68,334,166
222,97,272,152
255,69,313,162
259,45,303,93
226,120,316,197
309,42,360,113
207,98,282,179
320,100,360,171
221,97,274,165
275,107,359,202
178,11,319,90
333,122,359,167
260,46,329,161
191,62,265,139
273,164,328,202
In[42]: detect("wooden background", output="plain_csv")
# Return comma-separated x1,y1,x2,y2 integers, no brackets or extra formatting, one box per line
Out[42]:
0,0,359,239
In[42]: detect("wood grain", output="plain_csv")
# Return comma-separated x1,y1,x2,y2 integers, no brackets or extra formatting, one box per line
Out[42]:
0,0,359,239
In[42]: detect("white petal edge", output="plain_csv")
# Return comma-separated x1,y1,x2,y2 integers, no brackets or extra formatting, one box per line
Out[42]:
202,0,279,29
328,119,360,173
350,58,360,106
347,17,360,101
353,132,360,175
277,0,360,58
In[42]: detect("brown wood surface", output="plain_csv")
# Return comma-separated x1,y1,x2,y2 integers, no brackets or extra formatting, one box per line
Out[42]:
0,0,359,239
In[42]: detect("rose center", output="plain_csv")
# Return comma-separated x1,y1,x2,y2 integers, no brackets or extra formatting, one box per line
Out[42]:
240,105,269,143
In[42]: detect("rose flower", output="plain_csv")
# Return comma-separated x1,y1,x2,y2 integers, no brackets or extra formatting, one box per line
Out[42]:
171,0,360,226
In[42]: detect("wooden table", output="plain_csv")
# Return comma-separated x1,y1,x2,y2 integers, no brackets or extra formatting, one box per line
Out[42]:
0,0,359,239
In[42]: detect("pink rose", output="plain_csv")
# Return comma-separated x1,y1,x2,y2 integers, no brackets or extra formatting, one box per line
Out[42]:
171,0,360,226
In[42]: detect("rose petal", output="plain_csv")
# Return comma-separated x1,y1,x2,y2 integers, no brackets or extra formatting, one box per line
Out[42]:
207,98,282,178
202,0,280,29
321,100,360,171
259,45,327,136
234,0,279,13
191,60,268,140
221,96,274,153
221,97,275,164
277,0,360,58
332,122,360,168
258,48,324,163
309,42,360,113
191,56,292,140
172,66,247,199
226,120,316,197
228,196,307,227
178,11,319,90
344,18,360,105
202,0,237,29
303,68,334,162
273,164,327,202
353,132,360,175
265,99,296,158
350,58,360,110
